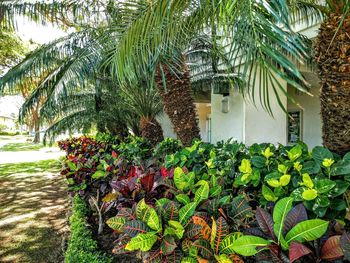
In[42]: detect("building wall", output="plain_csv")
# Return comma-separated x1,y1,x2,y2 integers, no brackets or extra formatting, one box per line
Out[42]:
244,73,288,145
211,90,244,143
195,103,211,142
287,85,322,148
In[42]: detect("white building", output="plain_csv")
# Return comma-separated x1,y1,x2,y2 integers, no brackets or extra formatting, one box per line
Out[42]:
159,19,323,148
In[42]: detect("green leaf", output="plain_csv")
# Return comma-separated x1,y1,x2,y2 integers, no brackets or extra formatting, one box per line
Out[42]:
91,170,105,179
228,235,270,256
173,167,188,191
209,185,222,197
273,197,293,243
147,207,161,231
302,189,318,201
125,232,158,252
251,156,266,168
285,219,328,244
331,160,350,176
328,180,350,197
136,199,161,231
287,144,302,161
106,216,126,231
165,220,184,239
194,180,209,204
220,233,243,254
179,202,196,224
312,147,333,164
176,194,190,205
214,254,233,263
67,160,77,171
315,179,336,194
262,184,278,202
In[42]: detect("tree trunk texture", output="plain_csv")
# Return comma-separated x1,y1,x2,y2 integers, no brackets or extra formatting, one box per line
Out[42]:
140,117,164,146
155,61,201,146
314,13,350,156
32,107,40,143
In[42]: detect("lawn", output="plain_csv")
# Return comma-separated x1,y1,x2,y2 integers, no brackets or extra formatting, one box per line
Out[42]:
0,159,67,263
0,142,44,152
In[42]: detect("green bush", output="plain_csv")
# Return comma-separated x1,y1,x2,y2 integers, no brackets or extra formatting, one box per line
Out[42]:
65,195,112,263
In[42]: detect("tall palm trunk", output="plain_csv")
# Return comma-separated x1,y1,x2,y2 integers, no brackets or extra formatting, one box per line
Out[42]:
155,60,201,146
315,12,350,155
32,106,40,143
140,117,164,146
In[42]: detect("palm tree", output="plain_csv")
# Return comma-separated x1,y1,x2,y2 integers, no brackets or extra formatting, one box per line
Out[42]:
107,0,314,145
1,0,321,146
314,0,350,155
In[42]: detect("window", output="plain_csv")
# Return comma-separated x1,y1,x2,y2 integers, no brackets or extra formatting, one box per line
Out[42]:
287,111,302,144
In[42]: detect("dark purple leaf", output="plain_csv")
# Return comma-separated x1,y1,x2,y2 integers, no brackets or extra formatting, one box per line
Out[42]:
341,232,350,260
244,227,269,239
289,242,312,263
256,207,275,240
283,203,307,235
160,235,177,255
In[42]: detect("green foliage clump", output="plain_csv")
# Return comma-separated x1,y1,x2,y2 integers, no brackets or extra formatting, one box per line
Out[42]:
65,195,112,263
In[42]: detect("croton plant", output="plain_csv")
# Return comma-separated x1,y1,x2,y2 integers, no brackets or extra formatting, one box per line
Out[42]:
59,135,350,262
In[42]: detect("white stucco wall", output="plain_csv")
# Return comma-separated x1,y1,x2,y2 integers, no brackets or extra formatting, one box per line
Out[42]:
287,85,322,148
196,103,211,142
243,73,288,145
211,90,244,143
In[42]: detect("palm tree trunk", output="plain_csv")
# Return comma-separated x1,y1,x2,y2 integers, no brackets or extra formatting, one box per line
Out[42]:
315,12,350,155
33,116,40,143
140,117,164,146
155,60,201,146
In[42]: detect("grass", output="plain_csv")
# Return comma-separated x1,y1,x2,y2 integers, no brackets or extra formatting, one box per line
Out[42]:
0,159,61,178
0,142,44,152
0,159,67,263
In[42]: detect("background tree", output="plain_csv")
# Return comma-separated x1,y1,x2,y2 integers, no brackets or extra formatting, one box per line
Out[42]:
314,0,350,155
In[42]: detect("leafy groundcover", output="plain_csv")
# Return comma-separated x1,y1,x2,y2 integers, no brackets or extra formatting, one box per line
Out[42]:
60,135,350,262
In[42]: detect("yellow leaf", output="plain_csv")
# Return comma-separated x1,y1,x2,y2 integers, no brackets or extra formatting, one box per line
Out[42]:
280,174,291,187
267,179,280,188
239,159,252,175
302,173,314,189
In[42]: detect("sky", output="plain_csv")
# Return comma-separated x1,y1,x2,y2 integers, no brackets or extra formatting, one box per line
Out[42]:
0,16,67,118
15,15,67,44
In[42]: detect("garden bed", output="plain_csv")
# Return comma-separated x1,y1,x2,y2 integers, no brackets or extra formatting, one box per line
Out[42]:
61,135,350,262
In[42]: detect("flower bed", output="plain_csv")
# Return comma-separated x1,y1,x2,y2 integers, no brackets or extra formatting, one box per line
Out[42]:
60,135,350,262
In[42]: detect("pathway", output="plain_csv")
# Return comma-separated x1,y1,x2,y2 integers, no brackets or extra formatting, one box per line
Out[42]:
0,136,68,263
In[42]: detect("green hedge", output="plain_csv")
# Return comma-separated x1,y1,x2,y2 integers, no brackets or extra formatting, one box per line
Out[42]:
65,195,112,263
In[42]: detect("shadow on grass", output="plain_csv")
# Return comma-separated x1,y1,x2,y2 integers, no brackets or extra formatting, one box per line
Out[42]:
0,159,68,263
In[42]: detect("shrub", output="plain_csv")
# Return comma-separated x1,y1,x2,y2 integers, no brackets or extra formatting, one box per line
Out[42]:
65,195,112,263
59,136,350,262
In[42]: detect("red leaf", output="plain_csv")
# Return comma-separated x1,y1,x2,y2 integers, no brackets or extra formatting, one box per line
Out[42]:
289,242,312,263
161,167,168,178
321,235,344,261
256,207,275,240
128,166,136,178
140,171,155,192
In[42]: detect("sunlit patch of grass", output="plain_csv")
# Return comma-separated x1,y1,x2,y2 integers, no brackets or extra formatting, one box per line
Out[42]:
0,142,44,152
0,159,61,178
